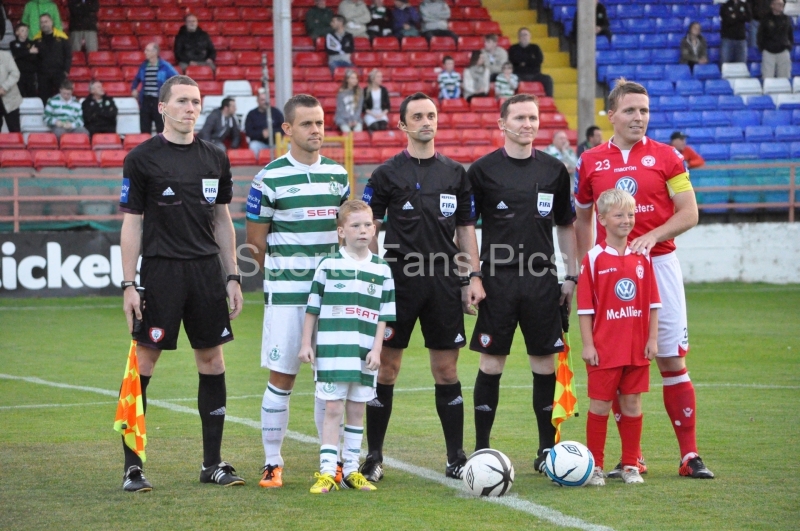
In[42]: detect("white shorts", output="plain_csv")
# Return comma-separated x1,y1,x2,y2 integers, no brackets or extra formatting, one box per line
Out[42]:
652,252,690,358
260,305,312,374
315,381,377,403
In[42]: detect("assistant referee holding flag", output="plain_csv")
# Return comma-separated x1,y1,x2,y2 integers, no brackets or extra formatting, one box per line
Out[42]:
119,75,245,492
360,92,484,481
468,94,578,472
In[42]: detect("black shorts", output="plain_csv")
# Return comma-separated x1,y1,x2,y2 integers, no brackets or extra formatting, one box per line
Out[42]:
470,266,564,357
383,258,466,351
134,255,233,351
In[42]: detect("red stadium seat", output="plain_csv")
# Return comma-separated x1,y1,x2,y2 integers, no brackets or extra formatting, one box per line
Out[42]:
451,113,481,128
305,68,333,82
291,22,305,36
241,7,271,21
227,149,257,166
256,36,275,51
461,7,491,20
314,82,339,98
98,7,125,20
69,66,92,82
243,66,265,80
470,97,498,112
225,22,251,36
401,37,428,51
451,51,472,68
98,150,128,168
353,52,381,68
381,52,407,68
498,36,511,49
65,150,99,169
354,147,382,165
126,7,155,21
215,51,238,66
33,150,67,170
133,21,162,36
73,82,90,98
479,113,499,128
157,7,184,21
213,7,241,21
372,130,404,146
71,52,87,67
448,21,472,35
104,82,129,97
161,21,183,35
534,129,554,145
354,37,372,51
237,51,261,66
436,129,460,145
441,98,469,113
408,52,439,68
110,35,139,51
197,80,223,95
138,35,168,50
539,112,568,129
27,133,59,151
92,133,122,150
472,21,501,35
103,22,134,36
122,133,151,150
490,129,505,147
438,146,473,163
472,145,495,159
373,147,394,163
91,67,122,82
437,113,452,129
566,130,578,145
0,133,24,149
402,81,427,95
60,133,91,151
210,36,229,51
186,65,215,81
121,66,139,81
461,129,492,145
117,51,145,66
429,36,456,51
0,150,32,168
518,81,545,96
214,66,245,81
229,37,258,51
457,36,483,51
372,37,400,52
537,96,557,112
351,131,371,147
294,36,315,51
294,52,326,67
392,68,420,82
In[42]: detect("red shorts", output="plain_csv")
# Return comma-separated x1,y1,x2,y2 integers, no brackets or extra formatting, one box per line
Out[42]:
587,365,650,401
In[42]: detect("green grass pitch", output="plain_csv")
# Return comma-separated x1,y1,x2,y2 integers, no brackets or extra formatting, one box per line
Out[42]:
1,283,799,530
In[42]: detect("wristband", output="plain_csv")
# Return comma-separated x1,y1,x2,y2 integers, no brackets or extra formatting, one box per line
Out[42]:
120,280,137,290
564,275,578,285
227,274,242,284
468,271,484,279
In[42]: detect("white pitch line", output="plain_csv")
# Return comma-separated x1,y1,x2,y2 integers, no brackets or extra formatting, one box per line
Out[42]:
0,400,115,410
0,373,612,531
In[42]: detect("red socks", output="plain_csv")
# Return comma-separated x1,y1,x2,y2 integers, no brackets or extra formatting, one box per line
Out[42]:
586,412,608,470
661,368,698,461
619,414,643,467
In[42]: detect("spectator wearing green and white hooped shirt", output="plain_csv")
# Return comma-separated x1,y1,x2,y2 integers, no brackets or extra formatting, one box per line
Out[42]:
44,78,89,139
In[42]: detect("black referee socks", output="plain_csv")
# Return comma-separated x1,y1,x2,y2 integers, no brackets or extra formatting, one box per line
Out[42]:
366,382,394,461
198,372,226,468
532,371,557,452
122,375,150,472
473,370,502,451
435,381,465,463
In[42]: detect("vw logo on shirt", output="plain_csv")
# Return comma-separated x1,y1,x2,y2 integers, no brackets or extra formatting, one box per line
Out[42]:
615,177,638,196
615,278,637,301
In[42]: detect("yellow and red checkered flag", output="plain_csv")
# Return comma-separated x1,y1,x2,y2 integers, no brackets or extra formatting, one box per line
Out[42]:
552,301,579,443
113,340,147,462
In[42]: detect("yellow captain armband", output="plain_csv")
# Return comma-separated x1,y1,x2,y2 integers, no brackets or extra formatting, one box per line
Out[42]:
666,172,692,197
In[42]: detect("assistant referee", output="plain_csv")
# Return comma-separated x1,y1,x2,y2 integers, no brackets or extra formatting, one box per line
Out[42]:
119,75,244,492
468,94,578,472
360,92,484,482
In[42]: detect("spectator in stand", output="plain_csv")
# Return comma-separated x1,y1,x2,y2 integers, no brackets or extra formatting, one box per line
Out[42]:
131,42,179,134
33,13,70,103
544,130,578,187
420,0,458,45
245,89,284,159
362,68,389,131
577,125,603,156
10,24,37,97
0,43,22,132
335,69,363,133
391,0,421,39
670,132,705,169
44,79,88,138
437,55,461,100
509,27,554,97
570,0,612,44
174,14,216,73
306,0,334,41
199,97,240,151
326,15,355,72
338,0,371,39
481,34,508,82
493,61,518,99
21,0,62,38
720,0,752,65
367,0,393,39
67,0,99,53
757,0,794,80
680,22,709,73
463,51,490,102
748,0,771,48
81,80,117,137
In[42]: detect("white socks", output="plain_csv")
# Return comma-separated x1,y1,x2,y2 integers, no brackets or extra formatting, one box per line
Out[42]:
261,383,291,467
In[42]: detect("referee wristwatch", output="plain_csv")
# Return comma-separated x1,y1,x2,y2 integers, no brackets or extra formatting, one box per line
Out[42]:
227,274,242,284
564,275,578,285
120,280,137,291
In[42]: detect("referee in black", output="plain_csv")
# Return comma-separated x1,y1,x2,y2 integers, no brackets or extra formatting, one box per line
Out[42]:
119,75,245,492
360,92,484,481
468,94,578,472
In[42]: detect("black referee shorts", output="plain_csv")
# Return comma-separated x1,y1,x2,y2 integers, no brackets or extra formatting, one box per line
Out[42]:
470,266,564,357
383,258,466,351
134,255,233,351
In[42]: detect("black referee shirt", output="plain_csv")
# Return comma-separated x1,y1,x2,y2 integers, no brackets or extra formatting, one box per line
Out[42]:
120,135,233,259
363,150,476,261
469,148,575,267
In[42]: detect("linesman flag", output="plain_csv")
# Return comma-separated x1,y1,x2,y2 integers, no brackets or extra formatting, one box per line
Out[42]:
113,340,147,462
552,301,579,443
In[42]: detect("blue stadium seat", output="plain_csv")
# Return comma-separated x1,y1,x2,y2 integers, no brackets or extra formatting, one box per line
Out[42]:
759,142,791,159
793,62,800,76
749,62,762,78
666,33,683,48
624,50,652,64
676,80,704,96
732,110,762,127
659,96,689,112
646,80,675,96
648,112,672,129
665,64,692,83
673,112,703,128
747,95,776,111
747,47,761,62
672,5,699,18
704,79,734,95
761,110,793,127
634,64,664,80
693,64,721,80
714,127,744,143
616,4,644,17
656,18,685,33
638,33,668,49
717,95,745,110
684,127,715,144
648,129,673,143
689,95,719,110
611,19,627,34
745,125,774,142
652,49,681,64
553,6,576,22
596,35,610,51
791,142,800,158
706,32,721,47
793,110,800,125
698,4,717,17
604,65,635,82
696,144,730,161
701,110,731,126
644,4,671,18
707,46,721,63
611,35,640,49
596,50,623,66
774,125,800,141
729,142,760,159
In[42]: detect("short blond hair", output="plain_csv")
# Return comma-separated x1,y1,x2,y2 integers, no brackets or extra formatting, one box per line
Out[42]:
597,188,636,216
337,199,372,226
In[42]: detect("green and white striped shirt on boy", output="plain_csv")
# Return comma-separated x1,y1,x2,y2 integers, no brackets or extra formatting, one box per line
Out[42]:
44,95,84,128
306,249,396,386
246,152,350,306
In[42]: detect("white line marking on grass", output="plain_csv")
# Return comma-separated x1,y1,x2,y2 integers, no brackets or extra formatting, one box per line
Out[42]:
0,401,115,410
1,373,613,531
0,300,266,311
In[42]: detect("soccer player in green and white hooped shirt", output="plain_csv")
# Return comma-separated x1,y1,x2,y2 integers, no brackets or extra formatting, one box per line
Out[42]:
299,200,395,494
245,94,350,489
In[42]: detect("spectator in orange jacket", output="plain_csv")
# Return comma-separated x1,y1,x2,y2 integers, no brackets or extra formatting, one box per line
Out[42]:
670,131,705,169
